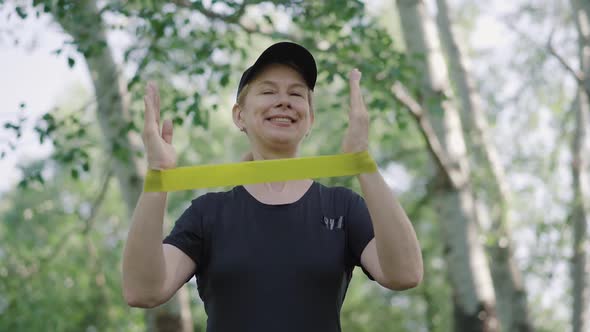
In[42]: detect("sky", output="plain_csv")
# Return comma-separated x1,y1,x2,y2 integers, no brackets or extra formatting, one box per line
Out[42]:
0,6,91,194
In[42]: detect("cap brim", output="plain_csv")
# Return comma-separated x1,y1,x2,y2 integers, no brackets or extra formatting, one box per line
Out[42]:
237,42,317,99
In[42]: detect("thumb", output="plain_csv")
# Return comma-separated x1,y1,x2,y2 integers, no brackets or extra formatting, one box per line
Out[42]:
161,119,173,144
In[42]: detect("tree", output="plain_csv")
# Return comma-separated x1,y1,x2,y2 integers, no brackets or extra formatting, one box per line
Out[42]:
435,0,534,330
0,92,144,331
569,1,590,331
37,1,193,330
395,0,498,330
504,1,590,329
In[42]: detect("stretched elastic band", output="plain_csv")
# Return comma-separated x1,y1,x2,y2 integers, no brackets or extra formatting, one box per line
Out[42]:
143,151,377,192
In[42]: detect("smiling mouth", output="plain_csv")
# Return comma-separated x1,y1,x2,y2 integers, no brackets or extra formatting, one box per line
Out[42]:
266,117,296,125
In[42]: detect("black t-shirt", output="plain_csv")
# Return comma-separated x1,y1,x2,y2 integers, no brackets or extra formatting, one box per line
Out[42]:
163,181,375,332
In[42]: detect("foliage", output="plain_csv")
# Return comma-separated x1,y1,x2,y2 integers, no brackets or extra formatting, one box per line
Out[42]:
0,155,144,331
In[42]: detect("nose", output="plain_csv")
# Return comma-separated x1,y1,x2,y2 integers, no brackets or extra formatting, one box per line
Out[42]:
275,91,292,109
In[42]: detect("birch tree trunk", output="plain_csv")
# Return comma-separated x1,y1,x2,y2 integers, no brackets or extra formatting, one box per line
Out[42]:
435,1,533,331
571,2,590,331
53,1,193,331
396,0,498,331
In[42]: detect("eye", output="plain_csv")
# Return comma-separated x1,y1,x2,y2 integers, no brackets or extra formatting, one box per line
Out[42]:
262,91,275,95
290,92,304,97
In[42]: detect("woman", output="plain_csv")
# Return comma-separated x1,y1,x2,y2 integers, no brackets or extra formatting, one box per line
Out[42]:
122,42,423,332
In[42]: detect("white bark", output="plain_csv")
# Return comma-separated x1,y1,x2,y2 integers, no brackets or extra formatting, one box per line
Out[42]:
435,1,533,331
54,1,193,331
571,2,590,331
396,1,498,331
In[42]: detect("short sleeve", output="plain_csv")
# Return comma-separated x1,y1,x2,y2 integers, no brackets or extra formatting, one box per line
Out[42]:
347,192,375,280
163,196,209,274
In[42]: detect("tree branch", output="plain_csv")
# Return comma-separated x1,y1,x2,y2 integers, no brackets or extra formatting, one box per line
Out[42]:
391,82,460,188
171,0,248,23
171,0,295,40
28,166,114,278
83,166,114,234
503,19,590,96
546,28,587,90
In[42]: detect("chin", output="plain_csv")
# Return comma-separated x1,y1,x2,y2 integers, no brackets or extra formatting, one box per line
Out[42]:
265,134,303,147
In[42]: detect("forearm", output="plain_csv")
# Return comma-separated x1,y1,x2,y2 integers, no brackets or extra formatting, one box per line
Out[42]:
122,191,168,302
357,170,423,283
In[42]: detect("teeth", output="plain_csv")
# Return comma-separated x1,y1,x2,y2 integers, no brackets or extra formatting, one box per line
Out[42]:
269,117,292,123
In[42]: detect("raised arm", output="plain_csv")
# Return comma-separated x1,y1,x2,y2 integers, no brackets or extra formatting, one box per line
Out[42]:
121,82,195,308
342,69,423,290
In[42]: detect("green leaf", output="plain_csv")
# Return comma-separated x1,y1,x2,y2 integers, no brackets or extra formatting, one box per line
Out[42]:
4,122,20,131
35,173,45,185
16,6,27,19
397,118,408,130
173,116,184,126
263,14,273,25
18,178,28,189
71,168,79,179
220,73,229,87
42,113,54,121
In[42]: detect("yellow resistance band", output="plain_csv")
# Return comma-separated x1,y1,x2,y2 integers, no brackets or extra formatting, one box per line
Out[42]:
144,151,377,192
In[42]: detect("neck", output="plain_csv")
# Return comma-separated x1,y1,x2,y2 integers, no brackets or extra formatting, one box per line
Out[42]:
247,147,305,193
250,146,299,161
247,178,313,195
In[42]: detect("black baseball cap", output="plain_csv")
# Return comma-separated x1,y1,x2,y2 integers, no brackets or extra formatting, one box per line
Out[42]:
236,41,317,100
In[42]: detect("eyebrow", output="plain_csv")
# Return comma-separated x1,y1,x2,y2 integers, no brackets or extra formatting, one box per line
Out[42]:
256,80,307,89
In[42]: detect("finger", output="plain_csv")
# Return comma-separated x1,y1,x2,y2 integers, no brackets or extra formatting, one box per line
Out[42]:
349,68,362,82
143,83,156,132
349,69,365,113
148,81,161,126
161,119,173,144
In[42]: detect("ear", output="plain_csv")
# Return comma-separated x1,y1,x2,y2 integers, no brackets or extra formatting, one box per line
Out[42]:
232,103,245,131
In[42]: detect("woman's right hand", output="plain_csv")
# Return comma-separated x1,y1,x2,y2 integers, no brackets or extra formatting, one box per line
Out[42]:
142,82,177,170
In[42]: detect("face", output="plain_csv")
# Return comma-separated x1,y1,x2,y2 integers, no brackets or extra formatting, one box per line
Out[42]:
233,63,314,150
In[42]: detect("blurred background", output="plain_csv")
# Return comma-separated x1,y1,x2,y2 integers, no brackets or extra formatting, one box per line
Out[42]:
0,0,587,331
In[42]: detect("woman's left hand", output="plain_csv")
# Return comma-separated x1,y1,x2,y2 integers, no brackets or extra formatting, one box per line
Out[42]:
341,68,370,153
